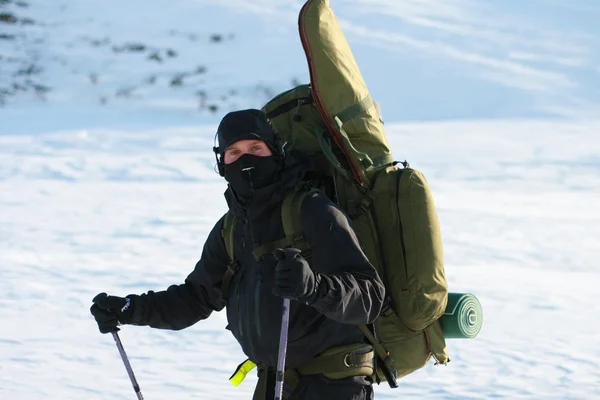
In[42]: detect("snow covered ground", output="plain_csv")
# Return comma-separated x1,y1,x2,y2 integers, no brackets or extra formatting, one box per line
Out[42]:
1,0,599,399
2,120,599,399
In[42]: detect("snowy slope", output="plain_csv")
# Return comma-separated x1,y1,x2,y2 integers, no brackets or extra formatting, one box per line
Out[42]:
1,120,599,400
2,0,599,134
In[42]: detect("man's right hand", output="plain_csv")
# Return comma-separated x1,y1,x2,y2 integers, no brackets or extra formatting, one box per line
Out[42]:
90,292,134,334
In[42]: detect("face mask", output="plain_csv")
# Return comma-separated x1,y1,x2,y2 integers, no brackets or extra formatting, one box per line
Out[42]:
223,154,282,198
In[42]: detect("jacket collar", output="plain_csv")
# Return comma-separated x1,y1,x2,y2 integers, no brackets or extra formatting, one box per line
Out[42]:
224,150,313,221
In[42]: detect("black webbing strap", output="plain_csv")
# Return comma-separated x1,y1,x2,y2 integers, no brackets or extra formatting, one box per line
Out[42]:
220,212,238,303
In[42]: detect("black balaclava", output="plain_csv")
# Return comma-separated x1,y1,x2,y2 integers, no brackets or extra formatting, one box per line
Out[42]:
214,109,283,199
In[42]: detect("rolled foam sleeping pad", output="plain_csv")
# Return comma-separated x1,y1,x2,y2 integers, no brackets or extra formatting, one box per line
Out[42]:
439,293,483,339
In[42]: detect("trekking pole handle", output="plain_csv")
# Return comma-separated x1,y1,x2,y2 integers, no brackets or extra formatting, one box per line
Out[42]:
112,331,144,400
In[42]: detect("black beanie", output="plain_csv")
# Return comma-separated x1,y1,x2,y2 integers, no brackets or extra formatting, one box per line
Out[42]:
216,109,280,157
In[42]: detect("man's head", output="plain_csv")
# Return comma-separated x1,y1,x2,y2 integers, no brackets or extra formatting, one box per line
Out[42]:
213,109,284,198
214,109,281,164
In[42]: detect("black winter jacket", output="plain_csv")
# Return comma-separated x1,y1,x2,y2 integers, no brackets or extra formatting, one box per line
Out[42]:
128,154,385,368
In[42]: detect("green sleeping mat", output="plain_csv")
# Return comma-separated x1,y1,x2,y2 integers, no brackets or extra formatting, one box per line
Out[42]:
440,293,483,339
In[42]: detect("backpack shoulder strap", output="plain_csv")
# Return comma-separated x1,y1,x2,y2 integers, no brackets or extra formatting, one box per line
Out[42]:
221,211,236,261
252,185,320,261
220,211,239,303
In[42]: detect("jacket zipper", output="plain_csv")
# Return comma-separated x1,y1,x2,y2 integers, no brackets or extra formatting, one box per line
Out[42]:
237,273,245,339
254,276,262,340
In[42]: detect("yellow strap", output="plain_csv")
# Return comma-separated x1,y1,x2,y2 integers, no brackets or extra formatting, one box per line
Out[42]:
229,359,257,386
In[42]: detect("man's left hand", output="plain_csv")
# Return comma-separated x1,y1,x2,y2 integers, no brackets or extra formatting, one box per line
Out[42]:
272,247,319,303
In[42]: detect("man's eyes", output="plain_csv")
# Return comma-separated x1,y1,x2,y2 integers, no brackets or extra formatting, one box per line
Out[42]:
228,145,263,157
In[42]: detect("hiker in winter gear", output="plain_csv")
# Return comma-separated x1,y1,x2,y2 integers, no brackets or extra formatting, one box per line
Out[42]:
90,109,386,400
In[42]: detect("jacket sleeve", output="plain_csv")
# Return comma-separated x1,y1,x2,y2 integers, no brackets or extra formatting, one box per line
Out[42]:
300,192,385,325
127,215,230,330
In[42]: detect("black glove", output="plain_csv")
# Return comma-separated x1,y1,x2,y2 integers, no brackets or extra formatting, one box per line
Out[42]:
273,248,321,303
90,292,134,334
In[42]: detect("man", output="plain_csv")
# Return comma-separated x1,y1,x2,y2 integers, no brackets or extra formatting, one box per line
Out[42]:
90,109,385,399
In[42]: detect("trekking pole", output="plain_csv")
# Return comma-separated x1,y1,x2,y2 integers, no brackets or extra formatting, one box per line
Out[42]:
112,331,144,400
274,298,291,400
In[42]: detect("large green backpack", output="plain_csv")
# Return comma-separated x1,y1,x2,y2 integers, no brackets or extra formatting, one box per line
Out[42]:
221,0,449,385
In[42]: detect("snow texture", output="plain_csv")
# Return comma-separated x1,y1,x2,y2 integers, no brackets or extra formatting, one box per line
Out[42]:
1,1,599,399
